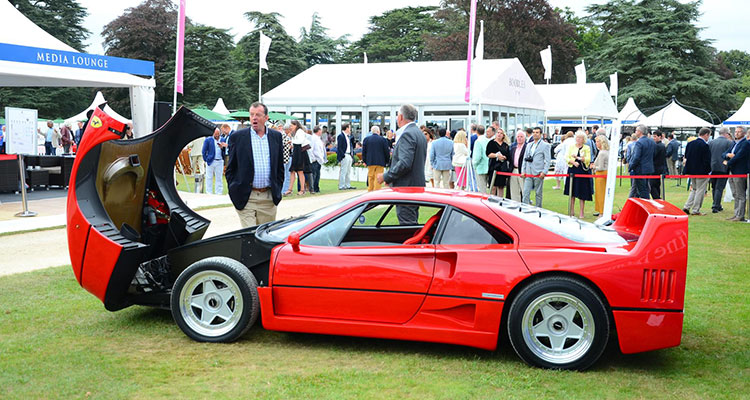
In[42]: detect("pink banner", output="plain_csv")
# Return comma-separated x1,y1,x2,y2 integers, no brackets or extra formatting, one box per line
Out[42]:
464,0,477,103
175,0,186,94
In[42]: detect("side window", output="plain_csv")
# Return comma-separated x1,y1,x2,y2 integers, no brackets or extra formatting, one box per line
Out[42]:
301,205,363,247
354,204,391,227
438,210,512,245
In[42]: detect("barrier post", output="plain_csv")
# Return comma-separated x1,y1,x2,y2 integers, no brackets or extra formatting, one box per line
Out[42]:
567,172,574,217
661,174,666,201
745,173,750,222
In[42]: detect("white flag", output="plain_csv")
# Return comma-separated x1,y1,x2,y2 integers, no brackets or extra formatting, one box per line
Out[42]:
474,20,484,61
540,45,552,81
575,61,586,84
259,32,272,70
364,52,368,64
609,72,618,96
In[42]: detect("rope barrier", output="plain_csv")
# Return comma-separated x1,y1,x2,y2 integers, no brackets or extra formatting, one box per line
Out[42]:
493,171,747,180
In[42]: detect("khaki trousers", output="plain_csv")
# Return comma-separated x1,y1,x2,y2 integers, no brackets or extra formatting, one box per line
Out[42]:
434,170,451,189
236,190,277,228
594,171,607,214
367,165,384,191
510,168,523,201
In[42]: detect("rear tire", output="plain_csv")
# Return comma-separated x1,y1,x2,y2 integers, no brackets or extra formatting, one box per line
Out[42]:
171,257,259,342
506,276,609,370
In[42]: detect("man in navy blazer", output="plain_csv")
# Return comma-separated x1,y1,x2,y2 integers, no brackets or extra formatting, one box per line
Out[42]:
361,126,390,191
682,128,712,215
225,102,285,228
723,126,750,220
336,123,356,190
628,124,656,199
201,128,227,194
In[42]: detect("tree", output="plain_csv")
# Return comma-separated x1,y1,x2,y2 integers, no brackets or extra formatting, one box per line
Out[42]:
0,0,92,119
718,50,750,77
344,6,443,63
298,12,349,67
586,0,738,118
101,0,180,112
557,7,603,61
160,25,250,110
233,11,306,100
425,0,580,83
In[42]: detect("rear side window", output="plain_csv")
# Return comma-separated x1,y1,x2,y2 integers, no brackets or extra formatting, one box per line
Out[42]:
438,210,512,245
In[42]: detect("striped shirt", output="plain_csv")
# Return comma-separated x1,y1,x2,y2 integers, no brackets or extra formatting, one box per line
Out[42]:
251,129,271,188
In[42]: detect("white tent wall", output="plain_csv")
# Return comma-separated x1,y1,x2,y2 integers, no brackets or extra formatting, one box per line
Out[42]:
535,83,619,120
0,0,155,137
723,97,750,126
212,98,230,115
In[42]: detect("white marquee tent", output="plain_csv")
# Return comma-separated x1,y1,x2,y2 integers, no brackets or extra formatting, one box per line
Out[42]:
642,99,712,128
64,91,130,127
0,0,155,136
723,97,750,126
211,98,230,115
535,83,619,124
263,58,547,135
618,97,646,126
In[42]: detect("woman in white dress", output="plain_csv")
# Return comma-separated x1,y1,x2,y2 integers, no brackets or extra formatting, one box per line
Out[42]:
423,128,435,187
553,131,575,189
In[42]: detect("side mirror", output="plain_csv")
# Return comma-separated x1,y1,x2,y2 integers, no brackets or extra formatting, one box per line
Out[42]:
288,231,300,252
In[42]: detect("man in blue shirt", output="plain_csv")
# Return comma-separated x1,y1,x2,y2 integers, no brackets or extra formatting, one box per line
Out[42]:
202,128,227,195
38,120,56,155
430,128,454,188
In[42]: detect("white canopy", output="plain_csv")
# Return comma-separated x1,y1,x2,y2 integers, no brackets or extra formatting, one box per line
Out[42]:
642,99,712,128
263,58,546,110
212,98,230,115
0,0,155,135
618,97,646,126
723,97,750,126
64,91,130,126
535,83,619,120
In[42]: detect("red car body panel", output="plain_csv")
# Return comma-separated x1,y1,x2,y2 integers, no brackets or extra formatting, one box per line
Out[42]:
258,189,687,354
66,108,125,300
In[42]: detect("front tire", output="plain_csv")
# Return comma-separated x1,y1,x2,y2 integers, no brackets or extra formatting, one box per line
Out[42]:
171,257,259,342
507,276,609,370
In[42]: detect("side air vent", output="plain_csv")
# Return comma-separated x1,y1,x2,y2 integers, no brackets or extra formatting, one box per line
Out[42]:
641,268,676,303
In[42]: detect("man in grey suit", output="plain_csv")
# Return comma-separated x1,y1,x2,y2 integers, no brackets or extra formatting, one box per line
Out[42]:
708,127,733,213
521,127,551,207
378,104,427,225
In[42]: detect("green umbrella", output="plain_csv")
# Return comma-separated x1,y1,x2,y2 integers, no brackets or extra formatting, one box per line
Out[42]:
228,110,249,119
0,117,5,124
191,108,236,122
267,111,301,121
52,118,65,123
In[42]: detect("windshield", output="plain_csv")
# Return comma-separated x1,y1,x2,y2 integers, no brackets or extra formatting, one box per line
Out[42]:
257,196,360,242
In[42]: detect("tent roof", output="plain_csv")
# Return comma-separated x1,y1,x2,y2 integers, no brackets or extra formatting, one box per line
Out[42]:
643,100,712,128
534,83,618,119
263,59,545,110
723,97,750,125
212,98,230,115
618,97,646,125
64,91,130,126
0,0,154,88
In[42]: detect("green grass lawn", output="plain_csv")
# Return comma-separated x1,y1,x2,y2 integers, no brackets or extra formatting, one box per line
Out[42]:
0,177,748,399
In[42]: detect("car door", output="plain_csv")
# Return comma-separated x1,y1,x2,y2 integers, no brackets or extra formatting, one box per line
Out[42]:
429,207,530,301
272,202,442,323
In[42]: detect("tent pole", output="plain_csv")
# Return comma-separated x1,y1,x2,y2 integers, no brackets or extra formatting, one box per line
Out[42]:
258,68,262,102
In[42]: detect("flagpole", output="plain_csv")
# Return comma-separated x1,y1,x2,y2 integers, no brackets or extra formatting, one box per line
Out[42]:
258,66,262,102
172,0,185,115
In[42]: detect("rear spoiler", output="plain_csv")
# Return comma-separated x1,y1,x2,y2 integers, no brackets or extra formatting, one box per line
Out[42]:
612,199,689,267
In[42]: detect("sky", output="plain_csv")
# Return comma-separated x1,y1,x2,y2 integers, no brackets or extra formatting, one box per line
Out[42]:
78,0,749,56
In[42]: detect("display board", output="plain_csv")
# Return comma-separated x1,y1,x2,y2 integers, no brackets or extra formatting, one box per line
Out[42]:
5,106,38,155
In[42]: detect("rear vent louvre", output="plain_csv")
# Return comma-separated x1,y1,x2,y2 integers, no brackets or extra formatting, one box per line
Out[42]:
641,268,676,303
